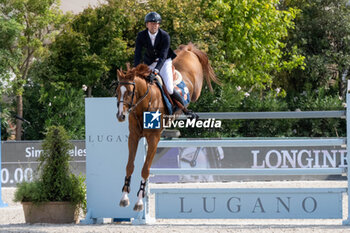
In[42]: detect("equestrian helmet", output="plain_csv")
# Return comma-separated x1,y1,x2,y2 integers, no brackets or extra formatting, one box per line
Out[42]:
145,12,162,24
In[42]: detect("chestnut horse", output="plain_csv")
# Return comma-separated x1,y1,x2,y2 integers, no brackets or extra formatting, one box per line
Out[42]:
116,43,219,211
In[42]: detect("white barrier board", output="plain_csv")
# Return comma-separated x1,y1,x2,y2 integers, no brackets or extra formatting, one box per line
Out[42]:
152,188,344,219
84,97,146,221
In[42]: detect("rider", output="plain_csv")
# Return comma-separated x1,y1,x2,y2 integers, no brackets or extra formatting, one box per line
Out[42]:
134,12,185,110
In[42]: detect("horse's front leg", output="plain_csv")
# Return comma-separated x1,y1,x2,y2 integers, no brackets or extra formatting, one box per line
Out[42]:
133,133,161,211
119,133,140,207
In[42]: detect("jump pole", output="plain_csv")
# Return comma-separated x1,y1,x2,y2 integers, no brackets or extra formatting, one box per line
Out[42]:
342,80,350,224
0,107,8,207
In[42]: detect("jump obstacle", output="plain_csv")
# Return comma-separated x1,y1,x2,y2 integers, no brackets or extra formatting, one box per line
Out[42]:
0,109,8,208
82,81,350,225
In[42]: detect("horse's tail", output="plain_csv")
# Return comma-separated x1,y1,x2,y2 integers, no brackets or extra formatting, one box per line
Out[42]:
179,43,221,92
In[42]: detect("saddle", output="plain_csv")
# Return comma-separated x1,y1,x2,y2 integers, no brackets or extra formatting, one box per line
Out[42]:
152,67,190,115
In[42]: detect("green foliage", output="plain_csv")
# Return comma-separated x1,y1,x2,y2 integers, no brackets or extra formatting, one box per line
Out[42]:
236,92,295,137
0,104,11,140
180,86,345,138
141,0,304,114
0,0,70,139
288,89,345,137
0,17,21,139
21,62,85,140
14,181,46,203
0,16,22,81
241,0,350,139
278,0,350,97
12,0,349,140
14,126,86,210
226,89,344,138
0,0,69,92
21,79,46,139
40,0,303,96
40,84,85,140
210,0,304,88
46,4,132,96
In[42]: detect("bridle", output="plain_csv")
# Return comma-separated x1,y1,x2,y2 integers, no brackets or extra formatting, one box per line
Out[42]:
116,81,150,113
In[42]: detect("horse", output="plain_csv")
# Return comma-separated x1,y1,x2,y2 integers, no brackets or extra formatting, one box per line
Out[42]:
115,43,220,211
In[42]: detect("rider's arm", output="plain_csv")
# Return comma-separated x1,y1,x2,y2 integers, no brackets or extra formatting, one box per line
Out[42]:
134,32,143,67
154,31,170,73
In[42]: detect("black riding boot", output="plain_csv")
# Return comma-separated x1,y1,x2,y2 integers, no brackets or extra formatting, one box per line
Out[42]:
170,90,198,119
170,89,185,107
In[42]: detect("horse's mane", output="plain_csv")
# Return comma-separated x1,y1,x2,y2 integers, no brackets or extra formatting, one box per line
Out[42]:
126,64,151,80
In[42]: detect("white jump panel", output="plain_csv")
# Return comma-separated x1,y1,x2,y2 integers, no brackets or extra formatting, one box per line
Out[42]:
83,97,146,223
152,188,345,219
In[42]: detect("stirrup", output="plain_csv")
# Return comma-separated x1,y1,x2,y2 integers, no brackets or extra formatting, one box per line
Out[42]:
137,180,147,198
184,109,199,120
122,176,131,193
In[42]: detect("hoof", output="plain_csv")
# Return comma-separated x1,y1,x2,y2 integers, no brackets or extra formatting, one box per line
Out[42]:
119,199,130,207
133,203,144,212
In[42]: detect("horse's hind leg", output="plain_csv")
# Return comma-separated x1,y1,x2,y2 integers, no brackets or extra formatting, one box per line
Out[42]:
133,179,147,211
133,133,160,211
119,134,140,207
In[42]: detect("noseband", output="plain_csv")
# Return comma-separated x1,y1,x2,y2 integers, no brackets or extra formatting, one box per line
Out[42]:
117,81,150,113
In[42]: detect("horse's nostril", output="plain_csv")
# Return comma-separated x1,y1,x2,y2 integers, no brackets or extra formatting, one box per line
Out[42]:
117,113,125,121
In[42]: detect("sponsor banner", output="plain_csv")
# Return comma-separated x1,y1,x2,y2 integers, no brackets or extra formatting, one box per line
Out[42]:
151,146,347,182
1,141,346,187
153,188,343,219
1,141,85,187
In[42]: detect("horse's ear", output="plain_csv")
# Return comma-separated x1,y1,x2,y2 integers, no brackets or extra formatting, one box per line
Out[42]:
117,69,124,80
126,63,131,71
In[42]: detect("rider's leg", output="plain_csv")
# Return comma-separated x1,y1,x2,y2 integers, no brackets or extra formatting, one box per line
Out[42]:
150,60,196,117
170,88,185,106
159,59,185,106
159,58,174,94
149,59,186,108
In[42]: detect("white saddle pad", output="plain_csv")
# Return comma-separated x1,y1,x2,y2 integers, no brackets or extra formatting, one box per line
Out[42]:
173,70,183,86
155,69,183,87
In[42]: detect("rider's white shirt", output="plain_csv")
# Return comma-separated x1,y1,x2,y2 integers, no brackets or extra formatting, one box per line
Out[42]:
148,30,158,46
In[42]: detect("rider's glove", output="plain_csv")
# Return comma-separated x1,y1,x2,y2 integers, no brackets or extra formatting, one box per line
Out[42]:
148,72,156,82
148,69,160,82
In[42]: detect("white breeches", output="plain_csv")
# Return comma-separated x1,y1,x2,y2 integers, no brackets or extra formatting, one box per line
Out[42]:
149,58,174,94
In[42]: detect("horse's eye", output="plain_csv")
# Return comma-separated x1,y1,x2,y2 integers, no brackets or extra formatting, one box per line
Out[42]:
128,92,133,96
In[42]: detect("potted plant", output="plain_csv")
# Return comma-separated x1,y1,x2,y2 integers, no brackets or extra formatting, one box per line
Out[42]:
14,125,86,224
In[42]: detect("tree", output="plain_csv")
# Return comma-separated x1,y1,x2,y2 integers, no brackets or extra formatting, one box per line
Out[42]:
0,15,21,80
22,60,85,140
21,3,133,140
45,4,132,97
208,0,304,87
278,0,350,97
23,0,305,139
0,0,68,140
